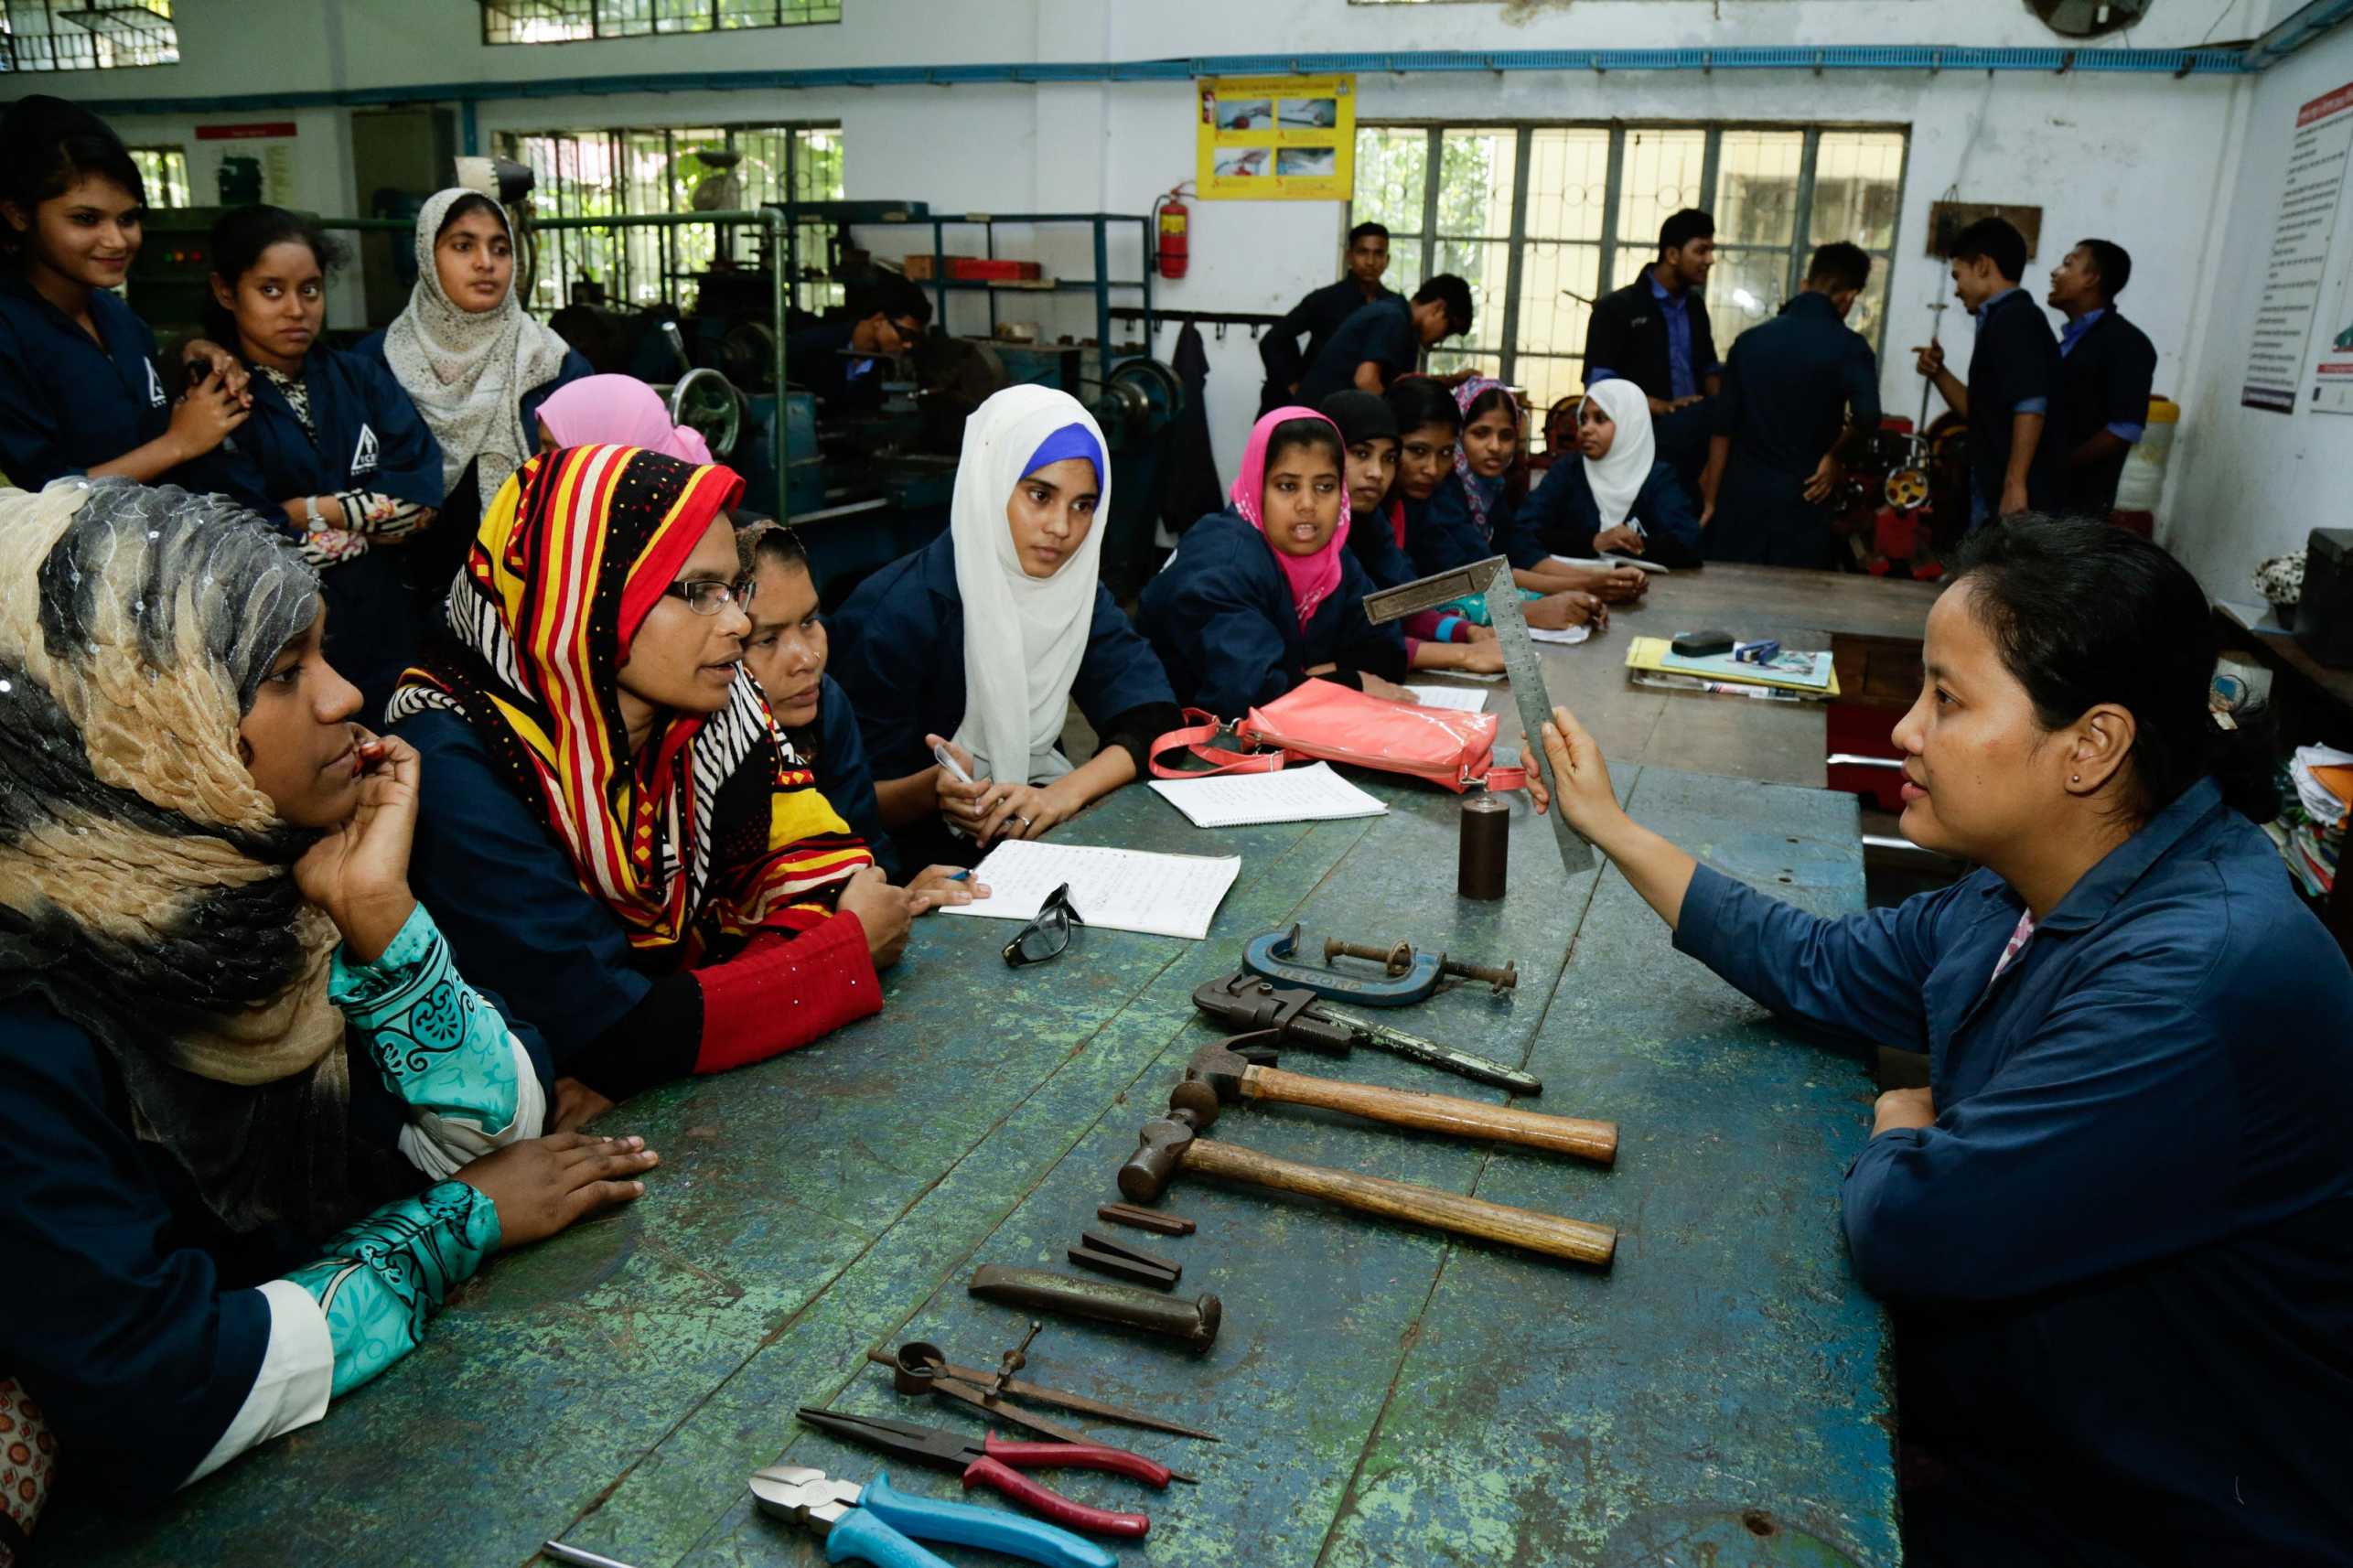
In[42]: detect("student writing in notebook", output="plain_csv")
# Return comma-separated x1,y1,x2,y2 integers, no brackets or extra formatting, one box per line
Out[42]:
829,385,1178,869
1520,381,1704,569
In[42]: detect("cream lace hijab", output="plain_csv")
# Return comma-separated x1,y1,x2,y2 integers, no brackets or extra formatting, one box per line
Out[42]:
0,480,377,1234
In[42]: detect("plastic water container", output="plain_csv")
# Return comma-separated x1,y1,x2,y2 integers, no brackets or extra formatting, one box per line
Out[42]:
2114,394,2177,512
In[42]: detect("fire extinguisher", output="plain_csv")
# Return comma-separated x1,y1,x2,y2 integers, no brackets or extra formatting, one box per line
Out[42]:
1155,193,1189,281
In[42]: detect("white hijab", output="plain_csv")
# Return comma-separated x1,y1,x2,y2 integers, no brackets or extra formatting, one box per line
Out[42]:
381,188,573,498
1580,377,1656,530
950,385,1112,787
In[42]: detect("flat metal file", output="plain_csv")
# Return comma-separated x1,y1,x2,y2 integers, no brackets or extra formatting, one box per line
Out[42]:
1363,555,1596,876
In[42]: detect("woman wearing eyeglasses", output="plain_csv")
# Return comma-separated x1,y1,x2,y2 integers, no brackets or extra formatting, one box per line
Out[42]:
389,445,948,1128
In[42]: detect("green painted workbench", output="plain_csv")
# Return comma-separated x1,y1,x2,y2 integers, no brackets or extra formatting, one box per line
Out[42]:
48,757,1896,1567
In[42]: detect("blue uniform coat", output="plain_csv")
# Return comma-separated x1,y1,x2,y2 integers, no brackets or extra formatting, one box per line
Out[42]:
1675,777,2353,1563
1521,456,1703,567
793,672,898,880
0,276,171,489
1136,508,1406,719
830,530,1176,785
179,345,447,722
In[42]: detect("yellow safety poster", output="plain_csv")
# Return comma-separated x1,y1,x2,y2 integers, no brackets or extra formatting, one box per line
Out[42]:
1196,75,1355,200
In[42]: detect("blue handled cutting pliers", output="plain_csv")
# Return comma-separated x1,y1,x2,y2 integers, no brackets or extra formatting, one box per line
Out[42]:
748,1465,1116,1568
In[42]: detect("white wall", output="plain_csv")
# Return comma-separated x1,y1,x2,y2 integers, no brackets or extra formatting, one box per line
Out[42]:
2163,33,2353,601
30,0,2332,503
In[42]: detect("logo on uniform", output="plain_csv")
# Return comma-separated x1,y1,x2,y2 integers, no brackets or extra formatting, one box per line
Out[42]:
351,424,379,476
145,360,166,408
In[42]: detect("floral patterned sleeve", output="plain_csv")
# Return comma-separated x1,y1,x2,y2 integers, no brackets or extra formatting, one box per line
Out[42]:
330,902,547,1180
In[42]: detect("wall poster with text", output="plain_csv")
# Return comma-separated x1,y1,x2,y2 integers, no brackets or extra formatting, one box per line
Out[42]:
1196,75,1354,201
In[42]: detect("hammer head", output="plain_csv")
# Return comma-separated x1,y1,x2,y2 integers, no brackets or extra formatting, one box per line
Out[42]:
1183,1036,1274,1102
1117,1112,1198,1202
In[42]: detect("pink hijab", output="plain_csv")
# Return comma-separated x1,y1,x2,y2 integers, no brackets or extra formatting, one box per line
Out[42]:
1233,405,1351,628
537,374,715,466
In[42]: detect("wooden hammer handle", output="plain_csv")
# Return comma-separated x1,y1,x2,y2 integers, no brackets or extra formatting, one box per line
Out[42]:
1242,1064,1618,1165
1182,1136,1616,1267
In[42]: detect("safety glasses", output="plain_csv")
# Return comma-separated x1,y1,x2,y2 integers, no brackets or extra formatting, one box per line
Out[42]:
1002,882,1084,968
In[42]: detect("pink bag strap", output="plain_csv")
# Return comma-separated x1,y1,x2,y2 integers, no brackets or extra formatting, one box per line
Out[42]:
1481,765,1528,791
1149,709,1286,779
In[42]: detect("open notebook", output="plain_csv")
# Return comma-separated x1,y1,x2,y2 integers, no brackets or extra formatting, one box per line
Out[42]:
938,840,1242,940
1149,761,1389,827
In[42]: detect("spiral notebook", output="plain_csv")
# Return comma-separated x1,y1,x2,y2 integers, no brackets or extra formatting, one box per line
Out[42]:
1148,762,1390,828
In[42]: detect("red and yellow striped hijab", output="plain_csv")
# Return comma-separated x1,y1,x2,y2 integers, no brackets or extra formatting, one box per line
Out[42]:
392,444,871,956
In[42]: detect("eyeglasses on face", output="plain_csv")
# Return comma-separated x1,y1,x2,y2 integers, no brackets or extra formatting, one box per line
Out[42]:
665,575,758,616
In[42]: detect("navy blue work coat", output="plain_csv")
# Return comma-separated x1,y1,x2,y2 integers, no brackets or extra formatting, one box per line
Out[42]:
1962,287,2065,519
1136,507,1406,719
180,345,445,517
0,276,171,489
1296,298,1419,407
1420,474,1551,574
1521,457,1703,567
1260,277,1402,413
178,346,448,722
1675,778,2353,1563
830,530,1175,784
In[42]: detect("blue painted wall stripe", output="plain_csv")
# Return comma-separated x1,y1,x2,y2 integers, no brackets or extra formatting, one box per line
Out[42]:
69,42,2270,117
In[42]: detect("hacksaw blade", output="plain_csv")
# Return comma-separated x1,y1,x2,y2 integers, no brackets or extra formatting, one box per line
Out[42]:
1364,555,1596,877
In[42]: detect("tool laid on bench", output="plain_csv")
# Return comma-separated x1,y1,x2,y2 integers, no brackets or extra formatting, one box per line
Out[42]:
1117,1088,1617,1268
882,1339,1196,1480
863,1344,1218,1443
1096,1201,1195,1237
750,1461,1119,1568
1241,923,1516,1007
1180,1036,1614,1164
1191,972,1542,1096
970,1264,1222,1354
1068,1230,1181,1289
1365,554,1596,876
796,1408,1165,1539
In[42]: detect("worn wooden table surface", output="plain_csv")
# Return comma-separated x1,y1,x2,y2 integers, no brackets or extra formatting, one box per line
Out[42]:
51,736,1898,1565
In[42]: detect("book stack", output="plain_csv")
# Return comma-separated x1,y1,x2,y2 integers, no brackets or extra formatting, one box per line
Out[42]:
2266,745,2350,899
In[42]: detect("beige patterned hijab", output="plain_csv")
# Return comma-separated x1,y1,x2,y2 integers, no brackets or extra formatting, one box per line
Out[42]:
0,480,371,1232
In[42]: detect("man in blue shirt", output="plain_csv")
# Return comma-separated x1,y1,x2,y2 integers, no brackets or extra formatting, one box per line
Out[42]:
2047,238,2158,518
1915,217,2063,527
1582,209,1723,489
1701,241,1882,567
1295,274,1472,406
1258,221,1404,414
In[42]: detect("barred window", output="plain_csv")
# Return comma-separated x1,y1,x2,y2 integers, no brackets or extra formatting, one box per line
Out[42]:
1354,122,1908,427
496,123,845,316
2,0,177,70
127,146,190,208
481,0,839,45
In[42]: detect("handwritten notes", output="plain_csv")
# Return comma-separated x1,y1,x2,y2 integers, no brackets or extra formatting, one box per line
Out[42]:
938,840,1242,940
1150,761,1390,828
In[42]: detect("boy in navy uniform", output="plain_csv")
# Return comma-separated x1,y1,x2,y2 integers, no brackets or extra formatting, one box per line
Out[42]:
1295,274,1472,405
1258,221,1403,415
1915,216,2063,527
2046,238,2158,518
785,273,930,413
1582,208,1722,489
1701,242,1882,567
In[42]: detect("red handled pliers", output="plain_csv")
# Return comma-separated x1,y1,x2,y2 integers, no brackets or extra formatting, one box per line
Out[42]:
794,1407,1166,1538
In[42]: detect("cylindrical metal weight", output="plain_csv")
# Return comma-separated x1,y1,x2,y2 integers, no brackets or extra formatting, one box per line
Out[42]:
969,1265,1221,1351
1458,791,1510,901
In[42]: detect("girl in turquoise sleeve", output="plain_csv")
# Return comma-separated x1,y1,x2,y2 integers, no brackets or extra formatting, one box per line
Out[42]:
0,478,662,1521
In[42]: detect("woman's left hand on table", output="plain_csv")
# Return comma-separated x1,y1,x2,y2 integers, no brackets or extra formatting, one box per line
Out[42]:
978,780,1079,846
